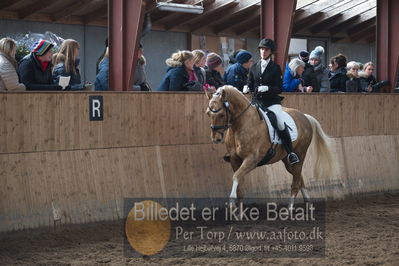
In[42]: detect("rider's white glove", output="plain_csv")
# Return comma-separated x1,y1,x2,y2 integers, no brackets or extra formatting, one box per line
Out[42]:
258,85,269,92
243,85,250,94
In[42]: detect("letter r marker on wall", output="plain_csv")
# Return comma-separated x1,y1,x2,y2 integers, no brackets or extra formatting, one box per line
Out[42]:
89,96,103,121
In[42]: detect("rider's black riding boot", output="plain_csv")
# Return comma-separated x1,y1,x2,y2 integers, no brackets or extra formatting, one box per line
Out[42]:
278,126,300,165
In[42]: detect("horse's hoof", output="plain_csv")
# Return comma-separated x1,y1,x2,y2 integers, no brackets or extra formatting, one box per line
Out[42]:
229,198,237,208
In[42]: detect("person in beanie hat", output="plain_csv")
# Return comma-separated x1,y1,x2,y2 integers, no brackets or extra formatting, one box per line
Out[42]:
247,38,299,165
299,50,309,63
309,46,330,92
224,50,253,91
18,39,63,90
205,52,224,90
298,49,318,92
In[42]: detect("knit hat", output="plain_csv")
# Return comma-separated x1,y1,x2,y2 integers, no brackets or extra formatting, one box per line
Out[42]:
235,50,252,64
309,46,325,61
31,40,54,56
299,50,309,62
206,52,222,69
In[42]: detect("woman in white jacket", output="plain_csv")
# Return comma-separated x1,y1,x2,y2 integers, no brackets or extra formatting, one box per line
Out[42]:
0,38,25,91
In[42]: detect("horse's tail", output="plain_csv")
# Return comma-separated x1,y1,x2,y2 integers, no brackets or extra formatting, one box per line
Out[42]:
305,114,334,179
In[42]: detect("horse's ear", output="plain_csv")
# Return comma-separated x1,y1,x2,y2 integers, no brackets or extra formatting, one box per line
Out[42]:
205,90,213,100
221,88,226,100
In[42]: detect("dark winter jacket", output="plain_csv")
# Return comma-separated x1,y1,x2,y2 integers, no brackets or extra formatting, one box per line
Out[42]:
94,57,109,91
52,58,84,90
205,66,225,89
283,63,302,92
302,62,319,92
224,62,249,91
329,67,349,92
194,66,206,85
345,72,361,92
248,60,283,107
157,66,190,91
18,53,62,91
359,71,377,92
313,63,330,92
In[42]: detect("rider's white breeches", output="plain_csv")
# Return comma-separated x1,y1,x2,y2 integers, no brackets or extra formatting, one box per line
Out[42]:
268,104,285,130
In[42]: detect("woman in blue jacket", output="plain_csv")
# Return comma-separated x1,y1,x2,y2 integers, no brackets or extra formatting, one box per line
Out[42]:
157,50,200,91
283,58,313,93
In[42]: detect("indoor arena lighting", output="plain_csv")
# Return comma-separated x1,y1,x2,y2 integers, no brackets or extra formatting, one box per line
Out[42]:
156,1,204,14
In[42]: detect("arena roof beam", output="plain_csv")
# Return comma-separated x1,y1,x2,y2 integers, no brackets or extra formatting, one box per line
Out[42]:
310,0,376,34
235,16,260,36
190,0,260,32
294,0,342,24
329,8,376,35
346,16,376,36
0,0,23,9
214,8,260,34
377,0,399,93
261,0,297,71
296,0,369,31
18,0,54,19
296,0,319,10
83,3,107,24
51,0,93,22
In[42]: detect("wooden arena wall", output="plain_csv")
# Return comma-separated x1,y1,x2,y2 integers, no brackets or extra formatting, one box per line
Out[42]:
1,92,398,232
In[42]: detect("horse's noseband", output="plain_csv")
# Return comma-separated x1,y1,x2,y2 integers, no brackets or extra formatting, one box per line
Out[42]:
209,101,231,132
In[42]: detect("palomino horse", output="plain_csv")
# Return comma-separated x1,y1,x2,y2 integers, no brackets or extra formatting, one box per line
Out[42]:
206,86,333,207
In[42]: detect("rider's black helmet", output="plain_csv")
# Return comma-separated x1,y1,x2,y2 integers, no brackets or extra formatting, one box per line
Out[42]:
258,38,276,52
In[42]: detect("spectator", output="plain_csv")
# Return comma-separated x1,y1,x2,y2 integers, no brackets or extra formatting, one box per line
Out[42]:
52,39,88,90
309,46,330,92
94,47,109,91
192,49,206,86
0,37,25,91
283,58,312,93
346,61,361,92
133,43,150,91
224,50,253,91
96,38,108,75
359,62,389,93
18,39,62,91
329,54,349,92
157,50,201,91
299,50,318,92
205,52,224,90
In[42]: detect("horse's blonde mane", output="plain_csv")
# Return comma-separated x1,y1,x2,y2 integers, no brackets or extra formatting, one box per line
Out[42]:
215,85,249,104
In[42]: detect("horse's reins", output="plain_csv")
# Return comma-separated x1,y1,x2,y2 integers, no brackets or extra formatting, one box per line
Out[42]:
208,101,252,134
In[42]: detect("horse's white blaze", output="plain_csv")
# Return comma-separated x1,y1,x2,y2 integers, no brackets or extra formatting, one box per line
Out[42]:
229,179,238,199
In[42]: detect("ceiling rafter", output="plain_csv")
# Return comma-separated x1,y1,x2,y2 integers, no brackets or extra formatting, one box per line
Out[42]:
190,0,259,32
310,0,376,34
82,3,107,24
329,8,376,35
214,7,260,33
295,0,370,31
18,0,55,19
52,0,93,22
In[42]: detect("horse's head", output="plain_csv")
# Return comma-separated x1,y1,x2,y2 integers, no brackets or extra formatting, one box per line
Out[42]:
205,86,232,144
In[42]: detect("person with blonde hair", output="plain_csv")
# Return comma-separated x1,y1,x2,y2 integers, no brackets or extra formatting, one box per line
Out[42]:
0,37,25,91
157,50,201,91
192,49,206,86
345,61,361,92
358,62,389,92
52,39,88,90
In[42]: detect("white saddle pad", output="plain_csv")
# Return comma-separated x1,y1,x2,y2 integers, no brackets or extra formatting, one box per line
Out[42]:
258,108,298,144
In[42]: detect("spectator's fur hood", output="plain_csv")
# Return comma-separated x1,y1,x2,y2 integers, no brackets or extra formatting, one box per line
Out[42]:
358,71,369,79
347,72,359,79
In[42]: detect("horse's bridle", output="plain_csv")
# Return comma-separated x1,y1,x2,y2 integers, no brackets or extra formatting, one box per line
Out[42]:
208,101,252,135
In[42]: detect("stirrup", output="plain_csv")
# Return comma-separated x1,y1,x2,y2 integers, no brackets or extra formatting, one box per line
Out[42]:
288,152,300,165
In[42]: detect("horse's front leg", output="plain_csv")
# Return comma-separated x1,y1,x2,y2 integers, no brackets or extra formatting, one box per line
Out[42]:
229,155,258,204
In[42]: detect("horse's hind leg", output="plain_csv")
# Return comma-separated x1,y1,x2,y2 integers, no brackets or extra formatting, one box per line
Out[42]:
283,159,307,208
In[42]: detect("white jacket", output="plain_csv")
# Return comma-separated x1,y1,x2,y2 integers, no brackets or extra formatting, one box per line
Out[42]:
0,53,25,91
